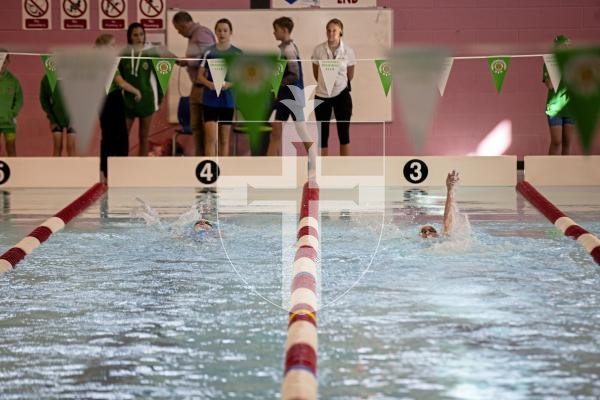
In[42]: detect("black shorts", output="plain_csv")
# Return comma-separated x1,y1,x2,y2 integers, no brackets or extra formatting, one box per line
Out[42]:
273,86,305,122
203,106,234,124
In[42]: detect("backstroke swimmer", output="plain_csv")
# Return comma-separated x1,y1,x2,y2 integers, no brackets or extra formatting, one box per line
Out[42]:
419,170,464,239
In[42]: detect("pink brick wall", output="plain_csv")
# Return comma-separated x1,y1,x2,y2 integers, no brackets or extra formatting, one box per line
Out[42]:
1,0,599,157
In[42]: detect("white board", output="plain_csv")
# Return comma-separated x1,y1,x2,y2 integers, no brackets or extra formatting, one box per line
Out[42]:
166,8,393,123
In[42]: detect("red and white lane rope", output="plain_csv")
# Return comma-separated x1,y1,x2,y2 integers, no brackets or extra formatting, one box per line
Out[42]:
517,181,600,265
0,183,107,274
282,180,319,400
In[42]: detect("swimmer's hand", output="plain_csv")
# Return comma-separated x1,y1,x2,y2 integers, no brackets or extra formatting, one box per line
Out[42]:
446,170,459,189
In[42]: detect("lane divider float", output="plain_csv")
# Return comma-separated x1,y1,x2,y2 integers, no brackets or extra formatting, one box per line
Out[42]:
282,180,319,400
0,183,107,274
517,181,600,265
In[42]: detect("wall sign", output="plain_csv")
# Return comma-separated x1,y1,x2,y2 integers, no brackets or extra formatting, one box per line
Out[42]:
271,0,377,7
22,0,52,30
99,0,127,30
137,0,165,30
61,0,90,30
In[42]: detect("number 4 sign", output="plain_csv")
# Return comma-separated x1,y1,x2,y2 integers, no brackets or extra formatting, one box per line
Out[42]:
137,0,165,30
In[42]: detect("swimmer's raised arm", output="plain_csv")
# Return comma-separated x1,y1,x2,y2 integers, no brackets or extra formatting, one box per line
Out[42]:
442,170,459,235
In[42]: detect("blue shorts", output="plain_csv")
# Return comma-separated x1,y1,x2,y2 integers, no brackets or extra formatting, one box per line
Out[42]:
548,116,575,126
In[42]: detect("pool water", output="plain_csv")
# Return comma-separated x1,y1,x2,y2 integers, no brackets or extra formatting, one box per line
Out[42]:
0,186,599,399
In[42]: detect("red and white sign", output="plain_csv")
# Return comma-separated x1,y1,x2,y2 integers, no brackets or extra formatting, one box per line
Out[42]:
22,0,52,30
320,0,377,6
271,0,377,7
137,0,165,30
99,0,127,30
61,0,89,30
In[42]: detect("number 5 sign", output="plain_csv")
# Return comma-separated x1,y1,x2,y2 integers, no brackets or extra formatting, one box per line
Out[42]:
137,0,165,30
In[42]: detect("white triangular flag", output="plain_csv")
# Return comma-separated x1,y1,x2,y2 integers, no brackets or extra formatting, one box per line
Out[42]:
54,47,117,154
390,47,449,153
105,56,121,94
437,57,454,96
0,52,7,72
543,53,561,92
318,59,341,97
207,58,227,97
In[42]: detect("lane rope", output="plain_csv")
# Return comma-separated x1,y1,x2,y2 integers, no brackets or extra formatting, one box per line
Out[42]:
0,183,107,274
282,180,319,400
517,181,600,265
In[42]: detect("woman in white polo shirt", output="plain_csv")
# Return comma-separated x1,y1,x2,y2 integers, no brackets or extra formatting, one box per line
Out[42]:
311,18,356,156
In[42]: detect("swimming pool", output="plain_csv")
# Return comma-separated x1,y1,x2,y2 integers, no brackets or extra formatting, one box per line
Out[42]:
1,185,599,399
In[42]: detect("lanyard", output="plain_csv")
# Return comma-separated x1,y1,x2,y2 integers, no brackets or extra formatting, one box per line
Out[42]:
130,47,143,77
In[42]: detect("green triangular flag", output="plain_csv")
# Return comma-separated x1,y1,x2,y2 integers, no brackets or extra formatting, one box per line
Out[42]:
375,59,392,96
554,46,600,153
487,57,510,93
272,59,287,97
152,58,176,95
225,53,278,154
41,54,58,93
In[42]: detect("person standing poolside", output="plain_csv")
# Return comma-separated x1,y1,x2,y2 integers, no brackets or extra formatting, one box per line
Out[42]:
40,75,76,156
311,18,356,156
0,51,23,157
95,34,142,182
119,22,164,156
172,11,216,156
419,170,460,239
268,17,306,155
197,19,242,157
544,34,575,155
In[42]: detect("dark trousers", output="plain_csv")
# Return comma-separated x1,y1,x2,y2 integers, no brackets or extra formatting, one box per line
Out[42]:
314,87,353,148
100,90,129,177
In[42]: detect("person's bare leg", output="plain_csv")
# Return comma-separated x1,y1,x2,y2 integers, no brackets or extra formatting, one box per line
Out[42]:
218,124,231,157
340,144,350,156
126,117,134,133
138,115,153,156
66,134,76,156
267,121,282,156
204,121,218,157
5,137,16,157
548,125,562,155
562,124,575,155
52,131,63,156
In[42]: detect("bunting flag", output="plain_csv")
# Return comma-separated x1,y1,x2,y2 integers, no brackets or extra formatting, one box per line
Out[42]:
152,58,176,96
390,47,449,153
437,57,454,96
554,46,600,153
225,53,279,153
487,57,511,93
374,59,392,97
0,52,7,72
41,54,58,93
54,47,117,154
543,54,561,92
272,59,287,97
105,56,121,94
207,58,227,97
318,59,341,97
